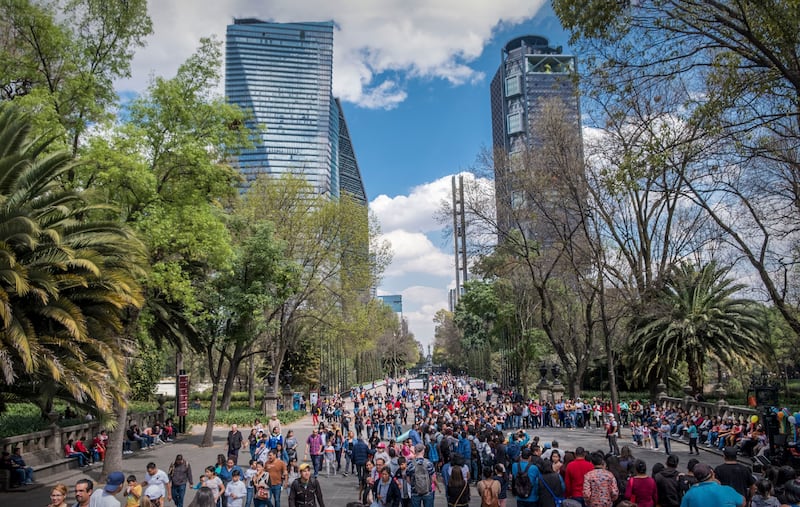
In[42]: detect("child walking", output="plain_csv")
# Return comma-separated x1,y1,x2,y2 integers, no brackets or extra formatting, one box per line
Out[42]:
323,443,336,476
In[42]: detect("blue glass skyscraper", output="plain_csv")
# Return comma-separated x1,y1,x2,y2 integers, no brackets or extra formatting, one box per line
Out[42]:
225,19,366,204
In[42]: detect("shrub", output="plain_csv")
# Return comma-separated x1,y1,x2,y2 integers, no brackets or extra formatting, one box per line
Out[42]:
186,409,305,427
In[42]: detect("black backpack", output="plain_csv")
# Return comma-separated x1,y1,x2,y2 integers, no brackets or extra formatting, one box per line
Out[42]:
512,462,533,498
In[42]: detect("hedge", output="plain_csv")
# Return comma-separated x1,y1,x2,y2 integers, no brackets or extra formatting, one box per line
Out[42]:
186,408,305,427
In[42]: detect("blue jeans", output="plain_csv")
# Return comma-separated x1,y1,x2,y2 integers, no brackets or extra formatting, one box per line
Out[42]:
68,452,86,466
410,492,434,507
269,485,282,507
245,486,253,507
172,484,187,507
663,435,672,454
311,454,323,477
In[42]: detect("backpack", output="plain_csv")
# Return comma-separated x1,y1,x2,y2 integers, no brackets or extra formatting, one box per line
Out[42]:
512,462,533,498
427,442,439,463
481,479,500,507
480,443,495,466
413,458,432,496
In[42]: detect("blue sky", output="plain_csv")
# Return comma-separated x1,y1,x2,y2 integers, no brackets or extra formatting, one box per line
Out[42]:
117,0,572,349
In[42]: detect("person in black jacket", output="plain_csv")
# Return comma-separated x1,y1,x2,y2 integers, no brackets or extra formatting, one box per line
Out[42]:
352,438,370,483
539,460,565,507
372,467,401,507
655,454,682,507
288,463,325,507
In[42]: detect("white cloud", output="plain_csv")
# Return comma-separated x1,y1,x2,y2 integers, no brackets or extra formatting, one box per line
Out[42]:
379,230,452,278
371,172,498,349
118,0,546,109
372,172,492,234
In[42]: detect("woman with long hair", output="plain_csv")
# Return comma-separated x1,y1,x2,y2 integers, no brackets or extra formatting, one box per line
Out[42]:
285,429,298,464
169,454,193,507
446,463,470,507
214,454,226,475
251,461,270,507
539,460,565,507
333,429,344,473
186,487,216,507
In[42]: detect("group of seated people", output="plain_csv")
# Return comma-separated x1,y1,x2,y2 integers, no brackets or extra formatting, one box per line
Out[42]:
654,409,769,457
124,419,177,453
63,431,112,467
0,447,34,487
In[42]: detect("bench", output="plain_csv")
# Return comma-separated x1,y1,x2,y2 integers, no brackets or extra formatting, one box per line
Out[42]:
23,449,85,480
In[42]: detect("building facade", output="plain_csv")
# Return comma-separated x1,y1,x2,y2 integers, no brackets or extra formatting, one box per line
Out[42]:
225,19,365,204
489,35,581,238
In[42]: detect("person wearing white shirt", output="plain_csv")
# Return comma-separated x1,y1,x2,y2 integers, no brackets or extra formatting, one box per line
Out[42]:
142,462,170,502
244,459,258,507
225,470,247,507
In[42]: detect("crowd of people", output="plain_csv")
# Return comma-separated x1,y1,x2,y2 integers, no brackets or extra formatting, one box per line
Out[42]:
31,372,800,507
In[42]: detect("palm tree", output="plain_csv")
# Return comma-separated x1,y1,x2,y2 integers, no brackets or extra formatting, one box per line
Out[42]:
629,261,769,395
0,104,145,413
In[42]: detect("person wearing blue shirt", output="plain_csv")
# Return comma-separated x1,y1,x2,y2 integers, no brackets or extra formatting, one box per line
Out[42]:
511,449,541,507
680,463,745,507
407,425,422,446
218,457,244,492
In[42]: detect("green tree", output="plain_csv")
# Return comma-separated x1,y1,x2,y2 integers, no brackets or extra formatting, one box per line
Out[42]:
0,103,145,413
127,339,167,401
79,38,250,459
236,174,387,401
433,309,462,370
630,261,770,395
0,0,153,154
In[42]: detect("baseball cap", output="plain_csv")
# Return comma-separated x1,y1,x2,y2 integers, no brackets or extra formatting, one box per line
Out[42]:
105,471,125,492
692,463,713,481
299,463,311,472
414,443,425,453
377,442,386,448
723,446,738,458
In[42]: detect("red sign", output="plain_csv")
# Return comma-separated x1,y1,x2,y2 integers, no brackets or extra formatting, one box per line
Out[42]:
177,375,189,416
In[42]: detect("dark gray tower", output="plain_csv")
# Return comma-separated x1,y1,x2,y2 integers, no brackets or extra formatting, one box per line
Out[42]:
489,35,581,237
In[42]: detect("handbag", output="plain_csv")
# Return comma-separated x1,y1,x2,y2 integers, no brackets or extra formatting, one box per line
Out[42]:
255,472,270,499
627,477,636,503
539,476,565,507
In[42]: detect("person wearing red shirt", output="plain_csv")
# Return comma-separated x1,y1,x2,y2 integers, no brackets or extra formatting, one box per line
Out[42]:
74,437,92,464
564,446,594,503
92,433,106,462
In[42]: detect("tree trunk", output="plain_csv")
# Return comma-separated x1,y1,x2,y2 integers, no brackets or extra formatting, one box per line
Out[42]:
220,342,245,410
202,384,220,447
248,353,255,409
201,344,226,447
687,352,703,396
102,396,128,481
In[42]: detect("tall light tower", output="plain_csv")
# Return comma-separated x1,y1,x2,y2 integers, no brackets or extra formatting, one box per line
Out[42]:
451,175,468,305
